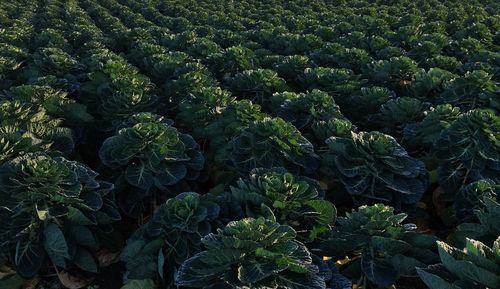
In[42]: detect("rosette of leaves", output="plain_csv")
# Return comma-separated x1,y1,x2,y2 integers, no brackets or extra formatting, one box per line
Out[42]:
27,75,81,93
409,68,458,101
99,113,204,217
0,125,50,163
403,104,461,151
454,180,499,223
375,46,406,60
253,49,280,69
0,100,74,157
175,217,326,289
225,69,288,105
227,117,320,175
451,197,500,249
80,57,156,126
463,51,500,78
0,43,27,87
205,100,266,164
0,153,120,277
407,41,441,62
262,91,303,113
186,37,221,58
298,68,363,101
212,29,245,48
205,45,256,79
342,86,394,123
24,47,83,79
446,38,485,60
423,55,462,72
433,109,499,197
362,57,418,89
273,55,311,86
160,31,197,51
311,118,355,148
164,68,217,109
417,237,500,289
369,97,430,138
33,28,70,51
175,86,236,139
121,192,219,288
276,89,346,146
3,85,93,126
222,168,335,242
319,204,439,288
440,70,498,110
310,43,372,72
455,22,494,44
269,33,323,55
128,43,189,83
321,131,428,208
127,42,167,65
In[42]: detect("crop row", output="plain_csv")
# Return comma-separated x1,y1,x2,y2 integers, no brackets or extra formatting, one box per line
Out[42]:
0,0,498,288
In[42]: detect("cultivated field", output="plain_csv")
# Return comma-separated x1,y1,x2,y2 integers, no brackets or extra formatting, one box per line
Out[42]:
0,0,498,288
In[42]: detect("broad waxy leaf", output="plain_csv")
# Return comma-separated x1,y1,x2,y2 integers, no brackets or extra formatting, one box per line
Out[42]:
176,218,326,288
99,113,204,217
122,192,219,288
319,204,438,287
321,131,428,208
0,153,119,277
221,167,335,242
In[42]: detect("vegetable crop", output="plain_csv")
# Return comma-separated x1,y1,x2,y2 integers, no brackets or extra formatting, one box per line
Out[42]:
0,0,498,288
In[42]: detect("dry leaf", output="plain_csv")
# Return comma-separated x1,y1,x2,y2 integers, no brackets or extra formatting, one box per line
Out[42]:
96,249,121,267
22,277,39,289
56,271,94,289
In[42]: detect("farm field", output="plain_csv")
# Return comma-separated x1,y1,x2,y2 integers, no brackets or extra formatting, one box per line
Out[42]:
0,0,499,288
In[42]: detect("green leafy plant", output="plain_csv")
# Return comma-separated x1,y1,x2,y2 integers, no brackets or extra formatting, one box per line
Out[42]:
0,99,74,158
205,100,266,164
164,66,217,109
454,180,499,223
80,58,157,130
0,153,120,277
321,131,428,208
206,45,256,78
273,55,310,85
175,87,236,139
311,118,355,148
403,104,461,151
0,123,36,159
99,113,204,217
320,204,439,288
276,89,344,142
121,192,219,288
369,97,429,138
226,117,319,175
342,86,394,123
363,57,418,89
226,69,288,104
440,70,497,110
298,67,362,100
23,47,83,79
409,68,457,101
175,217,326,289
433,109,499,197
3,84,93,126
221,168,335,242
451,197,500,249
311,43,372,72
417,237,500,289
